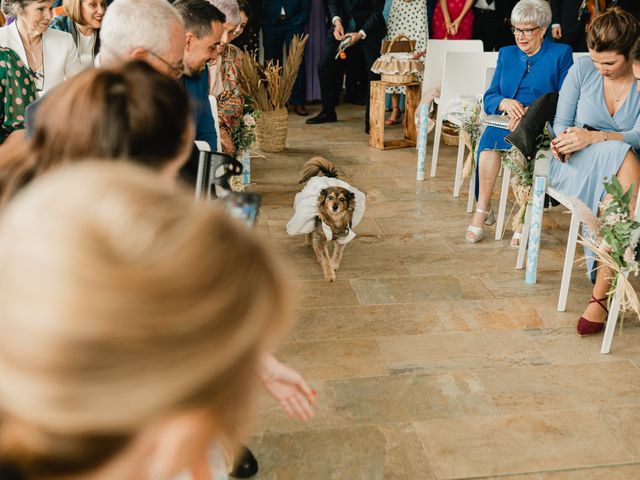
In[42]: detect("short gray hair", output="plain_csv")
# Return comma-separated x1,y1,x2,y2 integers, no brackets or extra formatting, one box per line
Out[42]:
208,0,240,25
511,0,552,29
99,0,184,64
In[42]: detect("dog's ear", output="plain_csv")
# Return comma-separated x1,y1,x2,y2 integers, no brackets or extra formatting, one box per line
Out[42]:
346,191,356,212
317,188,328,206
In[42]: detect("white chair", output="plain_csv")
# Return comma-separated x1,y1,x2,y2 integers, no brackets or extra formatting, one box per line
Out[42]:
429,51,498,178
208,95,222,152
416,39,483,180
194,140,212,201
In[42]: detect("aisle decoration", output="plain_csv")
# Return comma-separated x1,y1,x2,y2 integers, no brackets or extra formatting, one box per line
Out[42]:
573,177,640,324
232,97,261,185
457,97,482,181
237,34,309,153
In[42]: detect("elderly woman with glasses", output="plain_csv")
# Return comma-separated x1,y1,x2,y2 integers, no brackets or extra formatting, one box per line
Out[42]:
0,0,82,94
465,0,573,245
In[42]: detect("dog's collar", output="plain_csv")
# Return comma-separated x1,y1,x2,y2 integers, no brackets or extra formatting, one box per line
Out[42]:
322,222,356,244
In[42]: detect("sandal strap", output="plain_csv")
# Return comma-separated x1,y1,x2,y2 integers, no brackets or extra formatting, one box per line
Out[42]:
475,207,491,215
588,295,609,314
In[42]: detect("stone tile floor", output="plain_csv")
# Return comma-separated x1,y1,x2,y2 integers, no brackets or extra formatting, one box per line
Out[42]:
246,105,640,479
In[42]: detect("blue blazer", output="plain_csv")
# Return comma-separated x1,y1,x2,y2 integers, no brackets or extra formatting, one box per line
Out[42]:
262,0,311,27
484,38,573,115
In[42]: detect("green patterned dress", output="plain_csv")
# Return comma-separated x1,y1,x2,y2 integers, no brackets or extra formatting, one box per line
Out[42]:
0,47,37,144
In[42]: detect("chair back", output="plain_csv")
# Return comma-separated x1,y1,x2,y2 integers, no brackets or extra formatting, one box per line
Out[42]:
572,52,590,60
484,66,496,92
208,95,222,152
422,39,484,93
194,140,211,201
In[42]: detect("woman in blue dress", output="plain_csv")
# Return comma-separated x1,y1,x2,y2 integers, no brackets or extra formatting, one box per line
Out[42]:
465,0,573,244
550,8,640,336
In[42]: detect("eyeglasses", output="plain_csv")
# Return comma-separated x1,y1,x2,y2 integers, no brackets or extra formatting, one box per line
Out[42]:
147,50,184,78
511,26,540,37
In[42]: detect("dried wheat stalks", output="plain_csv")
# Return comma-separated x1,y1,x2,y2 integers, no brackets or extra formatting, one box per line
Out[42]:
237,51,270,111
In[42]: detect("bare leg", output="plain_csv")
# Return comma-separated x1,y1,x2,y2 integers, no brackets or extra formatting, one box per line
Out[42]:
331,243,346,271
580,149,640,324
385,94,402,124
467,150,501,240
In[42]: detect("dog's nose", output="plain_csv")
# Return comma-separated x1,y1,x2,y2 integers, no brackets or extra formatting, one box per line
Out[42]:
332,205,338,212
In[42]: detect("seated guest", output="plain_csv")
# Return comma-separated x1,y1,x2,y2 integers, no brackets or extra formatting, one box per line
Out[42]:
549,8,640,336
173,0,225,178
0,0,82,94
231,0,259,55
0,61,195,205
49,0,106,67
98,0,185,78
305,0,386,132
0,46,37,143
208,0,245,156
0,161,291,480
466,0,573,244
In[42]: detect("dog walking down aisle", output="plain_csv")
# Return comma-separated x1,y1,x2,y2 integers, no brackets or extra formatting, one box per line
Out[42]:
286,157,366,282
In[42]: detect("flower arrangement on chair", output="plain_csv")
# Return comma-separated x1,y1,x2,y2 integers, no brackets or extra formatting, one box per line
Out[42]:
571,176,640,326
237,34,309,153
458,97,483,181
231,97,261,187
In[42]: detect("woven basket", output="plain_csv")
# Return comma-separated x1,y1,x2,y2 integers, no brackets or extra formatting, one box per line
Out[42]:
442,121,459,146
381,73,415,83
255,107,288,152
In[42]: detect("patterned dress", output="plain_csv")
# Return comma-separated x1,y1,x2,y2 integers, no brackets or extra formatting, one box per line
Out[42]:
384,0,428,94
0,47,37,143
211,44,244,157
432,0,473,39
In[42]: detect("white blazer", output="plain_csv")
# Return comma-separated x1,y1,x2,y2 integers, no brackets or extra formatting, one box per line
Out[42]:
0,23,82,95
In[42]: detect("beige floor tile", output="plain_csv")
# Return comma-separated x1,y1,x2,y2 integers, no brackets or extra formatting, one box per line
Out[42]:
250,423,436,480
478,269,592,299
414,410,635,479
484,464,640,479
351,274,492,305
377,330,549,374
291,280,359,308
601,405,640,460
275,338,388,381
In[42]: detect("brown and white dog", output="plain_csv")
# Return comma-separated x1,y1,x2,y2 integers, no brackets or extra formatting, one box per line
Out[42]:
287,157,365,282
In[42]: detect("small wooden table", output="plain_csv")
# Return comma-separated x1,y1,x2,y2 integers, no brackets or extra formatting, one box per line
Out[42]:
369,80,421,150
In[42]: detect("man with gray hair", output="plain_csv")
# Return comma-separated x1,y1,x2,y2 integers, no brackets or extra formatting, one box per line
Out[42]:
99,0,186,77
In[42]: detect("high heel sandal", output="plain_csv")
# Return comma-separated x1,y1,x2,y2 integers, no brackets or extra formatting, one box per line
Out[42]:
465,207,495,243
385,108,403,126
577,295,608,336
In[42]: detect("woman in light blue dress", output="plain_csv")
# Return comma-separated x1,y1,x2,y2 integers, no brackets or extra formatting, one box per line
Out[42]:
549,8,640,336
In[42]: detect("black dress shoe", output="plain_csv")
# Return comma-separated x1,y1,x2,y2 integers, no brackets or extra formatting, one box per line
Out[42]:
306,111,337,124
293,104,309,116
231,446,258,478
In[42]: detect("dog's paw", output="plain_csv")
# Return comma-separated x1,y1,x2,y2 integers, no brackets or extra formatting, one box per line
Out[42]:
325,271,336,282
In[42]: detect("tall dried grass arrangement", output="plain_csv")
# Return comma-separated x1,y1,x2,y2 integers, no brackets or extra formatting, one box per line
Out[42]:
238,34,309,112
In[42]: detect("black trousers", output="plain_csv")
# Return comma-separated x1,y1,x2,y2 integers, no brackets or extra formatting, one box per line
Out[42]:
317,34,381,125
472,7,515,51
263,21,307,105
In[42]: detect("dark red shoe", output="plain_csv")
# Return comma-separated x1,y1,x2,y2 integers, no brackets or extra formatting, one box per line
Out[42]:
577,295,608,336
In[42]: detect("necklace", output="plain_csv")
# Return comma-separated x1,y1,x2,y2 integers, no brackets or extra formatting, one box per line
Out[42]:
15,23,42,70
610,77,632,103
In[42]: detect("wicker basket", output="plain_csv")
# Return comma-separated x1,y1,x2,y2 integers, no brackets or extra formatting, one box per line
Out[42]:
442,120,459,146
381,73,415,83
255,107,288,152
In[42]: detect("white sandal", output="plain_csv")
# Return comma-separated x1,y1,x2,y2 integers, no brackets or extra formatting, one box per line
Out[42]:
465,207,495,243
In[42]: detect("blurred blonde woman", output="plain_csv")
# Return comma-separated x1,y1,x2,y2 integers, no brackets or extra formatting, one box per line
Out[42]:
0,161,291,480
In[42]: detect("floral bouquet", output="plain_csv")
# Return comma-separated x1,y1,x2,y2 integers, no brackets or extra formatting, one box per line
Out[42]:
232,97,261,154
458,96,482,181
571,176,640,323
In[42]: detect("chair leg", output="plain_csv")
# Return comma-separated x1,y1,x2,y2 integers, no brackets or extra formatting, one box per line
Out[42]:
601,281,625,354
495,166,511,240
516,205,531,270
467,167,476,214
525,175,547,285
416,104,429,181
453,137,465,198
429,113,443,178
557,212,580,312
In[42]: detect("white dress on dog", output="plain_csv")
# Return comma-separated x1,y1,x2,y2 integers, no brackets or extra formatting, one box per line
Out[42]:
286,177,366,244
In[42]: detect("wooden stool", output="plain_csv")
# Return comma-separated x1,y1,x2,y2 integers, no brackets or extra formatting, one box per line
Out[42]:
369,80,420,150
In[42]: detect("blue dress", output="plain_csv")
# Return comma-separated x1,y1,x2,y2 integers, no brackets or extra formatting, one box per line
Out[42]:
549,56,640,278
477,38,573,157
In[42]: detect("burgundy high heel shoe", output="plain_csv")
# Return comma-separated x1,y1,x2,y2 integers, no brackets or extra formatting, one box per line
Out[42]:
577,295,608,336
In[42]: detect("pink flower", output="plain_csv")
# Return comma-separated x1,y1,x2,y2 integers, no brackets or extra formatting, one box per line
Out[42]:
624,246,635,263
244,114,256,127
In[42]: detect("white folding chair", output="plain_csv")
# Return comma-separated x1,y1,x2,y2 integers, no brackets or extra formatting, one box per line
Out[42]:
429,51,498,178
416,39,483,180
194,140,212,201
